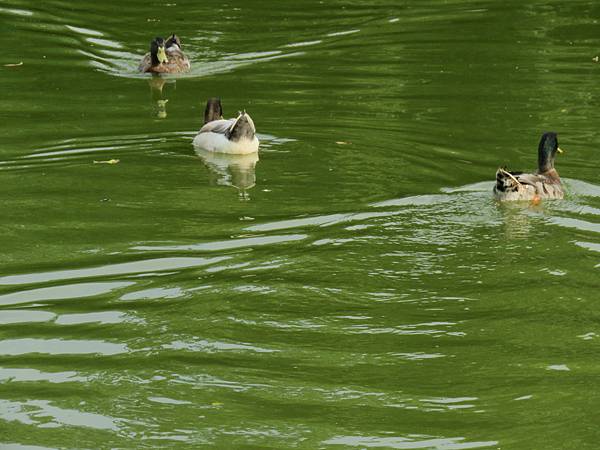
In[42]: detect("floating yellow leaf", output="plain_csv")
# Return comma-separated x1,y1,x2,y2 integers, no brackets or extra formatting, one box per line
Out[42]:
211,402,223,407
336,141,351,145
4,62,23,67
93,159,120,165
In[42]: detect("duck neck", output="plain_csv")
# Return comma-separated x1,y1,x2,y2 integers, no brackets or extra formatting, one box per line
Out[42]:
204,109,220,124
204,101,222,123
538,153,555,174
540,168,560,181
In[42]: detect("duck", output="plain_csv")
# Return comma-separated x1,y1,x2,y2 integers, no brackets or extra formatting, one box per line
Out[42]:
138,34,190,74
192,98,259,154
493,132,564,202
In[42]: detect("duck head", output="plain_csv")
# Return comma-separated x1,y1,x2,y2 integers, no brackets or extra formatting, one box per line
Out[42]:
150,37,168,66
228,111,256,142
165,34,182,51
204,97,223,124
537,132,564,173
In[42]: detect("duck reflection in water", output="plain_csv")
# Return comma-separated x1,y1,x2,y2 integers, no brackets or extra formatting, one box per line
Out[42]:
196,149,258,200
147,76,175,119
497,201,539,240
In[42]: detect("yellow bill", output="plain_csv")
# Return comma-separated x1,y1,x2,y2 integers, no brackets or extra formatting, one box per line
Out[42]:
157,46,168,64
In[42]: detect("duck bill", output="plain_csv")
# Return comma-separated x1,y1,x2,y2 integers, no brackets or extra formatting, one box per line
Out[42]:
157,46,168,64
557,147,564,154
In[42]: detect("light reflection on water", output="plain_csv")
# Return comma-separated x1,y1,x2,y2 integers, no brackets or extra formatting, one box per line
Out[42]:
0,399,119,430
0,257,228,286
0,339,127,356
0,368,85,384
323,435,498,449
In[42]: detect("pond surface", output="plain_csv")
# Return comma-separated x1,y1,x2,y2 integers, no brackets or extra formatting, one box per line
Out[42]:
1,0,600,448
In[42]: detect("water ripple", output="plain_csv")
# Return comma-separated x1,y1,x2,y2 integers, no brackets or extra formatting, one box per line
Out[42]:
0,256,228,286
323,435,498,449
0,444,56,450
0,367,86,383
0,281,134,306
0,399,119,430
165,339,278,354
131,234,307,252
0,338,127,356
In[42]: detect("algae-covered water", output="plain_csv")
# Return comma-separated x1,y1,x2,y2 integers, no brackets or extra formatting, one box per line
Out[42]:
2,1,600,448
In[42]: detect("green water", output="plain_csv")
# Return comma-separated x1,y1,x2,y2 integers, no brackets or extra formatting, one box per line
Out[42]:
1,0,600,448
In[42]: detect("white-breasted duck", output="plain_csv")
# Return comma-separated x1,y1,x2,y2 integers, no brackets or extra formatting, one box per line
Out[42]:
192,98,259,154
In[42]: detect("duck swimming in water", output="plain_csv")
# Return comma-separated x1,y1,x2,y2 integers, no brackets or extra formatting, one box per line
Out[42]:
138,34,190,74
493,132,564,201
192,98,259,154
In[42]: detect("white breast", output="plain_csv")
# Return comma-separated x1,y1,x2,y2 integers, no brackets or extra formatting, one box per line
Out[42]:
193,132,259,154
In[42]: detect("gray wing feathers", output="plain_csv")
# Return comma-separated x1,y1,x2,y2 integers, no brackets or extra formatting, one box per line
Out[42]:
513,173,545,186
516,173,562,197
199,119,235,134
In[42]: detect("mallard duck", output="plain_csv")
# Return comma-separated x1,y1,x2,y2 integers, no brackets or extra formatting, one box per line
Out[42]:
192,98,259,154
138,34,190,74
494,132,564,201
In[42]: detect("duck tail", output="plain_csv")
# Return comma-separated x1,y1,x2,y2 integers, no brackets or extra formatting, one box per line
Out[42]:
495,167,522,193
499,167,522,186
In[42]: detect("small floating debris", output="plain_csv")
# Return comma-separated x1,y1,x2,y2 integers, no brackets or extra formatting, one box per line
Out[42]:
336,141,352,145
546,364,570,372
593,56,599,63
4,62,23,67
578,332,597,341
93,159,120,165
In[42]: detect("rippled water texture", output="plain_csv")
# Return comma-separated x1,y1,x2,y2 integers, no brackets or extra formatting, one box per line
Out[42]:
2,0,600,448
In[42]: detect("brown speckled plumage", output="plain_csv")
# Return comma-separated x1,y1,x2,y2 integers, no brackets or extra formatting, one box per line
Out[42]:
139,34,190,74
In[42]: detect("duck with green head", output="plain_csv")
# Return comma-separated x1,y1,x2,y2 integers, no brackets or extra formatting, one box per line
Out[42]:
493,132,565,201
138,34,190,74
